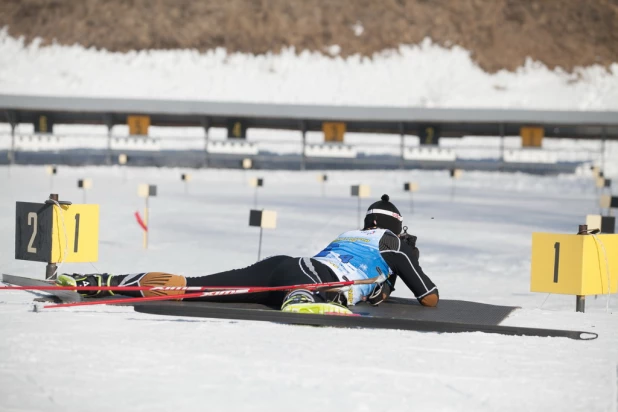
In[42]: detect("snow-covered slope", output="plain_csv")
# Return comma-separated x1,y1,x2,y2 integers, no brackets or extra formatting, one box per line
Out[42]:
1,31,617,110
1,31,617,176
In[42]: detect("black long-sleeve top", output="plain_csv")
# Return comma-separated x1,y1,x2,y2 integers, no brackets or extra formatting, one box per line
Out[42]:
378,231,439,305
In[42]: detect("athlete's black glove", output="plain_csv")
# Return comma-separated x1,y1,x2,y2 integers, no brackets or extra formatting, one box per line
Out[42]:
400,229,420,260
400,233,417,248
367,281,392,306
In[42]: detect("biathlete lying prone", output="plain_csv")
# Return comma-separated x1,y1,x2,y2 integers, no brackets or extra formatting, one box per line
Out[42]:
58,195,439,314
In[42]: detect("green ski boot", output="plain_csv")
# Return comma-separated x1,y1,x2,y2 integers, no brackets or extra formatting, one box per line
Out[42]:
56,273,119,298
281,289,354,315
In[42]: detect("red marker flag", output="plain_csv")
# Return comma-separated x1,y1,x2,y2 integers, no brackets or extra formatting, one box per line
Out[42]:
135,211,148,232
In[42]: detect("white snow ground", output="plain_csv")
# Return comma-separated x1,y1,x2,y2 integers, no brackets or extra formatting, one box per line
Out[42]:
0,165,616,412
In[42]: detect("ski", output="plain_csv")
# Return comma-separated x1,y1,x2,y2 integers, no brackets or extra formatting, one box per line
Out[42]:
1,274,82,303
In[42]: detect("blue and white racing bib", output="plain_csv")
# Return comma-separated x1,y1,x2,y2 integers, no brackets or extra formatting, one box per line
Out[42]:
313,229,392,305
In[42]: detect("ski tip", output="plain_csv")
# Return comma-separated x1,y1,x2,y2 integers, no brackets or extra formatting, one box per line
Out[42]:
578,332,599,340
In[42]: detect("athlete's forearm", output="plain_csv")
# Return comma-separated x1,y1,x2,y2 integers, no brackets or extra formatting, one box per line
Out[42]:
381,240,438,305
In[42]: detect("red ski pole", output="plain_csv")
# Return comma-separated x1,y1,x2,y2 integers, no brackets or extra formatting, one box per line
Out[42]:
0,280,358,294
40,278,383,309
44,289,251,309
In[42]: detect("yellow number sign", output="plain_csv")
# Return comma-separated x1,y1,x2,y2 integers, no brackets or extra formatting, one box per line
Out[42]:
227,120,247,139
128,115,151,136
232,122,243,138
520,126,543,147
530,233,618,296
16,202,99,263
425,127,434,144
34,114,53,133
39,116,48,133
323,122,346,142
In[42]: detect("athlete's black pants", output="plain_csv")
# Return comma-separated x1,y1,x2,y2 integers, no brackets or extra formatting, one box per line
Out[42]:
183,255,339,306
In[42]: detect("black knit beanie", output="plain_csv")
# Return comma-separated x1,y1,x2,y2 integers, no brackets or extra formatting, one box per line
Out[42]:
363,194,403,234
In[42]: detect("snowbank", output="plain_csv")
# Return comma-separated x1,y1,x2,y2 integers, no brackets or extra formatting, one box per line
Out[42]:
1,31,617,110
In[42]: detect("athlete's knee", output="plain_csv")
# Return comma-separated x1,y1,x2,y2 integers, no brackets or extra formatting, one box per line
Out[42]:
121,272,187,298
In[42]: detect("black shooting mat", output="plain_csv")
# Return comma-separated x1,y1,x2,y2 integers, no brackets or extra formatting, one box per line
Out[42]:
136,296,518,326
355,297,517,325
133,302,595,340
